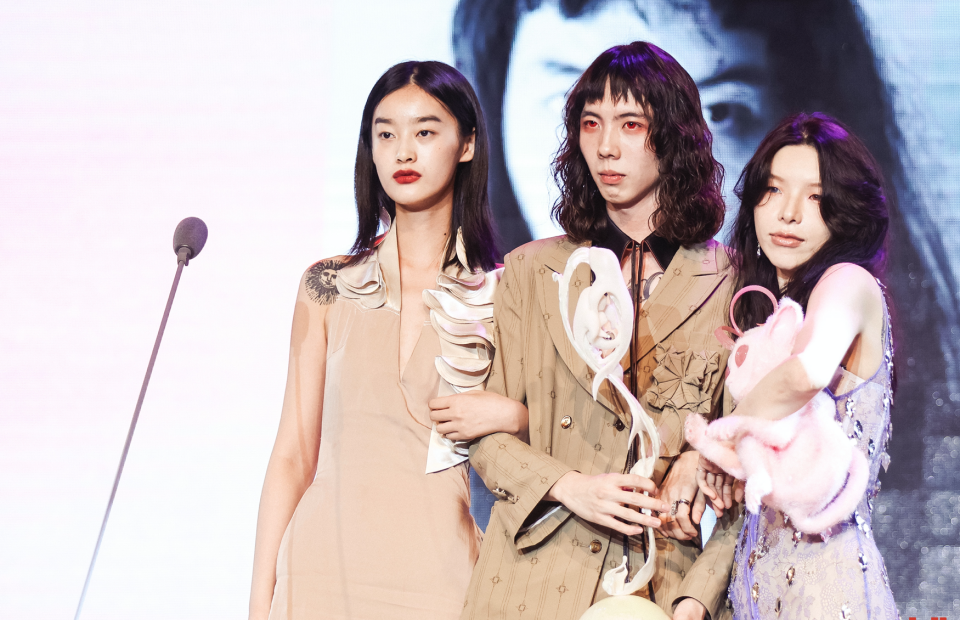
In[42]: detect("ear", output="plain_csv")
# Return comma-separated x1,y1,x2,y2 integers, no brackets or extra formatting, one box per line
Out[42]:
459,130,476,163
768,302,802,342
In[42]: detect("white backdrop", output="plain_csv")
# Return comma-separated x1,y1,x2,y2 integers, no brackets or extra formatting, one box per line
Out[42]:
0,2,456,618
2,1,959,619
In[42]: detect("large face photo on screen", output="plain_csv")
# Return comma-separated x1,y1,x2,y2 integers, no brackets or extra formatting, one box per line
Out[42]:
454,0,960,611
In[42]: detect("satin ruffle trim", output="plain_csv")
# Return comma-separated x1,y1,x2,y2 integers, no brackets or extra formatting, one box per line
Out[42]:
335,227,503,473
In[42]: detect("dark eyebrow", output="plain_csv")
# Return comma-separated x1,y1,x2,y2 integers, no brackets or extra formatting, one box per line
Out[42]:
616,112,648,121
375,115,443,124
698,64,767,89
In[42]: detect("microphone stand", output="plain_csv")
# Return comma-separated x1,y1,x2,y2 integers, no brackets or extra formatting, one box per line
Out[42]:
74,247,192,620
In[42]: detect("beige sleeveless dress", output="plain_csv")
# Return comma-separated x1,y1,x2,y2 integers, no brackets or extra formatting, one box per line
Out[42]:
269,223,498,620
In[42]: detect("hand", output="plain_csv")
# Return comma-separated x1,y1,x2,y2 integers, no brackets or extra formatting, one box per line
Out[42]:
545,471,669,536
696,454,743,517
656,451,702,540
673,597,707,620
428,391,528,442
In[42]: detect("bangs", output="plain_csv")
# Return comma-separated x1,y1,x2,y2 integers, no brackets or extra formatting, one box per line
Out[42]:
571,45,677,116
577,67,647,109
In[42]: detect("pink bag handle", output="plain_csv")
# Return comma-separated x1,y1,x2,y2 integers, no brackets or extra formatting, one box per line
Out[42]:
728,285,779,337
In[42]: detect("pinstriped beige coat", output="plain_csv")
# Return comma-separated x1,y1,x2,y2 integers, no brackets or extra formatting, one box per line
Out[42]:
463,235,740,620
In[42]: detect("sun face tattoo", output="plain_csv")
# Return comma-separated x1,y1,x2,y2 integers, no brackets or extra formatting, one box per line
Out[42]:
305,258,343,305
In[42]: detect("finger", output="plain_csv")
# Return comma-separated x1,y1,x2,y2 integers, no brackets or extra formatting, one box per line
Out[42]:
429,409,453,423
662,513,688,540
599,514,645,537
699,456,723,474
675,503,699,539
705,471,720,502
613,490,669,514
427,395,455,410
610,504,661,529
692,490,706,525
653,504,680,538
710,475,725,503
614,474,658,495
734,479,745,504
722,476,735,509
708,495,724,518
697,474,717,501
434,421,460,436
696,468,717,502
698,476,718,503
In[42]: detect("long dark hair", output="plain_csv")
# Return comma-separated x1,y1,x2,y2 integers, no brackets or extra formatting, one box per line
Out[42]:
730,112,889,330
551,41,725,246
349,60,499,272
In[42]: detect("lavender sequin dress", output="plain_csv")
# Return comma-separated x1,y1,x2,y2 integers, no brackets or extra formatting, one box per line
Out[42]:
729,293,900,620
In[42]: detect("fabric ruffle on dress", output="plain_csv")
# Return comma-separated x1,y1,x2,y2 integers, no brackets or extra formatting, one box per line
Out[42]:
336,222,502,474
423,232,503,473
337,259,388,309
337,218,400,312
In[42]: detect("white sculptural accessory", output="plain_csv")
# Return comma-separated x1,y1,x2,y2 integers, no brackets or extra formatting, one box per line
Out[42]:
554,247,666,613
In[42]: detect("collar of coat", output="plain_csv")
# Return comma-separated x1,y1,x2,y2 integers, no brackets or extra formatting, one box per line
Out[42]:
533,235,728,420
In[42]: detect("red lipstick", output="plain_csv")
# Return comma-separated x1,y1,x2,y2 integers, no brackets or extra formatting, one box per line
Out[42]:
393,169,421,184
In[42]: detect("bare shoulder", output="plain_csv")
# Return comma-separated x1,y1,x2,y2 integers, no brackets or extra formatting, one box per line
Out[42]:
302,255,349,306
817,263,881,297
812,263,883,317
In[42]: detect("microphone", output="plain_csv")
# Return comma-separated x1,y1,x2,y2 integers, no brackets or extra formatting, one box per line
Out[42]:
173,216,208,265
75,217,208,620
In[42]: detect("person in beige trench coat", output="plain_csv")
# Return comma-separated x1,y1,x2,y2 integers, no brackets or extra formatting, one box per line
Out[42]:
447,42,742,620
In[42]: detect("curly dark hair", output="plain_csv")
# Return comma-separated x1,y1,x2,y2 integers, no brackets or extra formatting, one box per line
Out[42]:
730,112,890,331
550,41,724,246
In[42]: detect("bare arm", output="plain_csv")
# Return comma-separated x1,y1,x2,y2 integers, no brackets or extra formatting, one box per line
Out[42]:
248,259,339,620
732,264,883,421
428,390,529,442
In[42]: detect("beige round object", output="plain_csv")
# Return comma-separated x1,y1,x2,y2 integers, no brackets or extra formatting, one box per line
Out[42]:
579,595,670,620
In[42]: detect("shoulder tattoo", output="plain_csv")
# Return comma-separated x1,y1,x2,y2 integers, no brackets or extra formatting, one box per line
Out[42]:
305,258,343,305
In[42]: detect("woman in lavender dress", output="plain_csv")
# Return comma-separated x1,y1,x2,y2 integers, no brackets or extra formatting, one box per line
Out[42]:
698,113,899,619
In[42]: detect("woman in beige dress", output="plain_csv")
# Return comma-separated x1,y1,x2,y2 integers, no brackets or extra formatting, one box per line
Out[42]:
248,61,527,620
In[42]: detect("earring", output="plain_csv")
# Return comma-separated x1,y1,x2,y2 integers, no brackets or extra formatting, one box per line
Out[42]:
757,242,762,258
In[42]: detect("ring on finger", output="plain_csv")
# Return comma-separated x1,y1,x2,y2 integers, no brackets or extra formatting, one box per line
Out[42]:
670,498,691,516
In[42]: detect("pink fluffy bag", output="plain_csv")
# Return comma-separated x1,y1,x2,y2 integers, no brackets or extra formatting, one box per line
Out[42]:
684,286,869,534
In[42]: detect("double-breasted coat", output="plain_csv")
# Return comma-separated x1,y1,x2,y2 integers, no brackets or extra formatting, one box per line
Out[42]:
462,235,740,620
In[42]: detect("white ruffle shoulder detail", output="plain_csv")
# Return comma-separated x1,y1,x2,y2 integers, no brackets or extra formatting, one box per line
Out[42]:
423,230,502,473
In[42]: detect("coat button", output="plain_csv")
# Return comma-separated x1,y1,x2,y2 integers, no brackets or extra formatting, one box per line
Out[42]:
614,419,625,431
589,540,602,553
560,416,573,429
